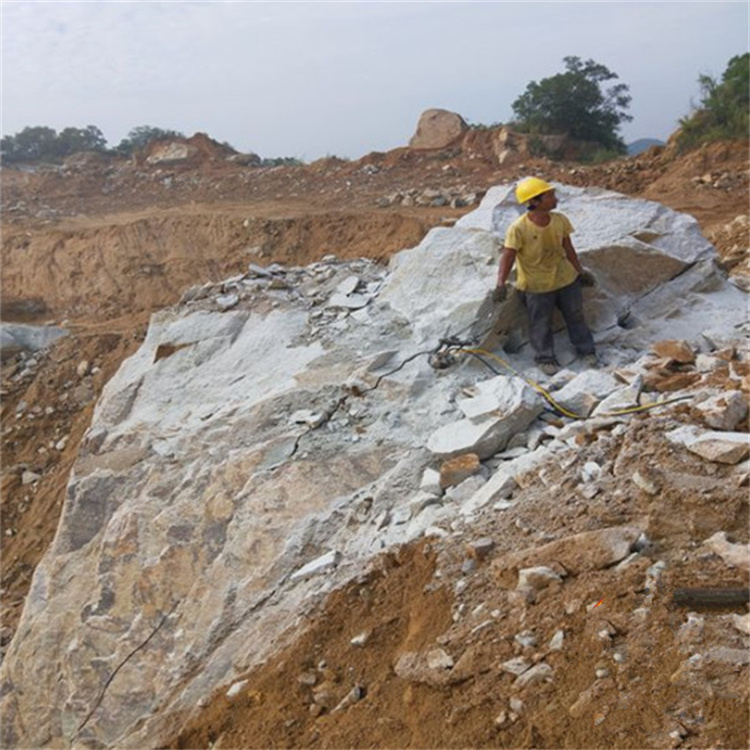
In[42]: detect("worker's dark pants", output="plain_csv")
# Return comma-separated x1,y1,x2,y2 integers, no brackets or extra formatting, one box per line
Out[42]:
521,279,595,363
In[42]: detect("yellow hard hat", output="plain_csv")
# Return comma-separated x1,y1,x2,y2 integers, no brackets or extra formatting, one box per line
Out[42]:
515,177,554,205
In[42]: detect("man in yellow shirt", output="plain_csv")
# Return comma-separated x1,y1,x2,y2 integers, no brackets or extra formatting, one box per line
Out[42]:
494,177,596,375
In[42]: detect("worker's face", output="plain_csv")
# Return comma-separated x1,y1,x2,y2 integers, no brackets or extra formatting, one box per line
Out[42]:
537,189,558,210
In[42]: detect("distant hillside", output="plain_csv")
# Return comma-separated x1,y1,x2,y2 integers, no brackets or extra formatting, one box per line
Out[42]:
627,138,665,156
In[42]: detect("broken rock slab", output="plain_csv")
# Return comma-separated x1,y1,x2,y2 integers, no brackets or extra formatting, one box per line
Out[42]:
591,376,643,418
427,377,543,460
652,339,696,364
667,425,750,465
493,526,643,586
703,532,750,571
459,182,717,334
694,391,748,432
551,370,620,418
378,227,500,347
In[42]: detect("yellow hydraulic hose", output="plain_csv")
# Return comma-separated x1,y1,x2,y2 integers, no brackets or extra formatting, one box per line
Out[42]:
460,347,691,420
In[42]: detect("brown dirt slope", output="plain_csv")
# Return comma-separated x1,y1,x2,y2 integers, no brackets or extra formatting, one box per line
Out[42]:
170,408,748,750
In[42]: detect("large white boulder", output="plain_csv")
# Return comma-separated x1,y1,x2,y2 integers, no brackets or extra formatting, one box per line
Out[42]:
456,183,744,342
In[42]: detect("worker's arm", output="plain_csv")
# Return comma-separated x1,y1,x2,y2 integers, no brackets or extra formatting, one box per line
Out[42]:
497,246,517,287
563,236,595,286
562,236,584,274
493,246,517,302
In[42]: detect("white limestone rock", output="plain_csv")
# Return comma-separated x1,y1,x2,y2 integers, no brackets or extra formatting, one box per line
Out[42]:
591,376,643,418
514,662,554,688
378,227,501,346
703,532,750,571
500,657,532,676
328,292,369,310
695,391,748,431
226,680,248,698
215,293,239,311
551,370,620,417
336,275,360,296
444,474,486,503
427,378,543,460
290,550,342,581
459,183,715,332
455,376,530,420
4,183,747,750
419,467,443,496
667,425,750,464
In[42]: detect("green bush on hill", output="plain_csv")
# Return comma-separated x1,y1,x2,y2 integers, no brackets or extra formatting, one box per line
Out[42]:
677,53,749,150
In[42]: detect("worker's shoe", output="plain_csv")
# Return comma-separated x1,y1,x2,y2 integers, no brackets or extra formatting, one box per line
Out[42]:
581,353,599,368
537,360,560,376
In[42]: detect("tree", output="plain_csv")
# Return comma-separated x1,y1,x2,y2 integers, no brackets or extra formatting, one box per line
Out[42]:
57,125,107,156
0,124,108,163
1,125,58,162
677,53,749,149
511,56,632,153
114,125,185,156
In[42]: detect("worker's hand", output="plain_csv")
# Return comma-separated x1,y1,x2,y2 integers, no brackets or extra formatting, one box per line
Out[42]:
492,285,508,303
579,269,596,287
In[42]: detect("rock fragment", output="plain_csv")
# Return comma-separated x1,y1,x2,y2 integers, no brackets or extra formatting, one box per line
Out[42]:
331,684,365,713
439,453,481,489
631,468,660,495
215,293,239,311
494,525,642,585
350,631,371,647
514,662,553,688
290,550,342,581
21,470,41,485
652,339,695,363
517,566,563,591
703,531,750,570
466,537,495,561
426,648,454,670
500,657,531,676
667,425,750,464
226,680,248,698
694,391,748,431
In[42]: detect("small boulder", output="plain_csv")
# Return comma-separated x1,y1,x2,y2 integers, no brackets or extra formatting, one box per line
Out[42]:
494,526,642,586
652,339,695,364
517,566,563,591
667,425,750,464
694,391,748,431
409,109,468,149
703,531,750,571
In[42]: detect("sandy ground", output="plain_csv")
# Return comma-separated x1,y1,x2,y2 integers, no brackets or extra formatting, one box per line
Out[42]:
1,136,748,748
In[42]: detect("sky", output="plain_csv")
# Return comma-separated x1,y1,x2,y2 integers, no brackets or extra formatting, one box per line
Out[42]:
1,1,748,160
